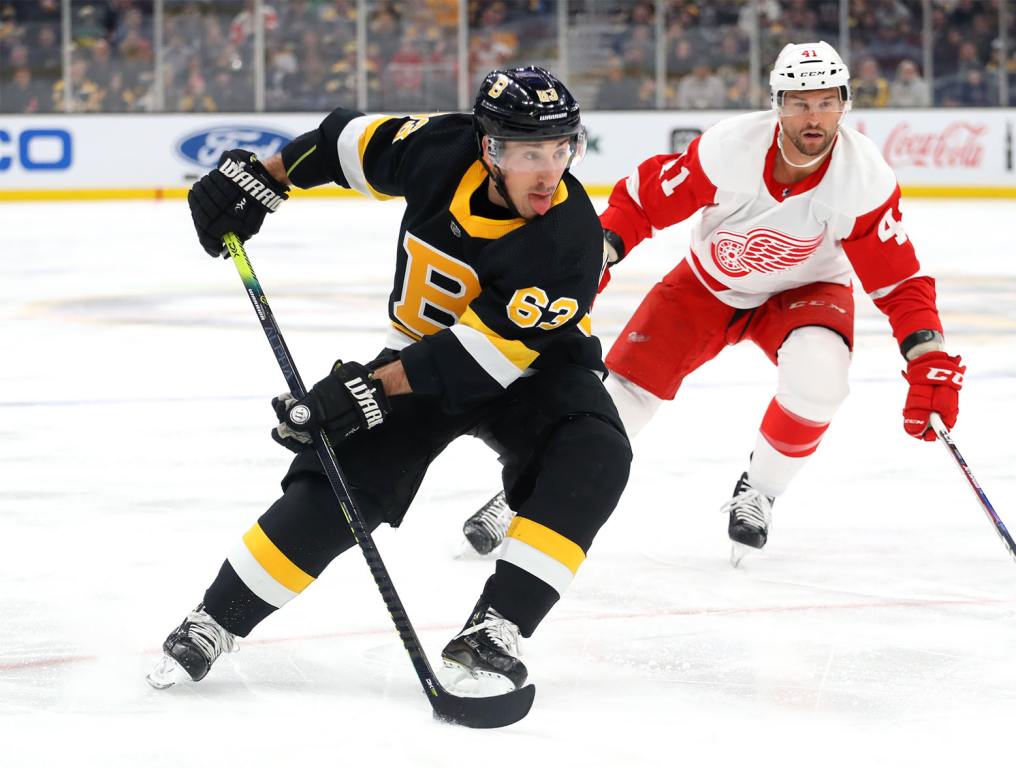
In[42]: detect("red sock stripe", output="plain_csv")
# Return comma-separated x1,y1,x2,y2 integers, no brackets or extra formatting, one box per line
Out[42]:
759,398,830,458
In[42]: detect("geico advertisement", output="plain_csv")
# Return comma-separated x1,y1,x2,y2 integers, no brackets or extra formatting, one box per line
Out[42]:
0,127,73,173
0,115,299,188
1,110,1014,191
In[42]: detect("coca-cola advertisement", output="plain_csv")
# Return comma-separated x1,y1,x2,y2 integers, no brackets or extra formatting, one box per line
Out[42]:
847,109,1013,185
881,121,986,169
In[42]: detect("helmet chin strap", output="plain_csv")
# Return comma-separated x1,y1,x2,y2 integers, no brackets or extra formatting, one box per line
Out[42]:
776,129,834,168
479,137,523,218
776,112,845,169
485,160,523,218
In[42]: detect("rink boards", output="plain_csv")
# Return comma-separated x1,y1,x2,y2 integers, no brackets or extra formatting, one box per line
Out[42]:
1,108,1015,201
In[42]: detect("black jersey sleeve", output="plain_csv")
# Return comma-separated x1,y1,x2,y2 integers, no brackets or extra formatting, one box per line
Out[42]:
279,108,456,199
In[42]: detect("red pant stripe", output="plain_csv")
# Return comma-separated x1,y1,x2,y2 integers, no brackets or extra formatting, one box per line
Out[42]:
760,398,829,458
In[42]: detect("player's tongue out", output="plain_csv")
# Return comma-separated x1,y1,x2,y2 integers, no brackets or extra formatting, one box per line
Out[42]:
528,189,554,215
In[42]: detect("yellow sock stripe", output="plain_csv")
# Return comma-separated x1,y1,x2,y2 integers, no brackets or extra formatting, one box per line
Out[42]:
242,523,314,594
458,306,539,371
506,517,586,574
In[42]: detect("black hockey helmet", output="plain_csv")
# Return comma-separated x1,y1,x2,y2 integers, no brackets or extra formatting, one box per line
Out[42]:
473,66,581,145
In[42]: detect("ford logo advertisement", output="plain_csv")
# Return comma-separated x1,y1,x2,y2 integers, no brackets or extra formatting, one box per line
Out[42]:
177,126,292,168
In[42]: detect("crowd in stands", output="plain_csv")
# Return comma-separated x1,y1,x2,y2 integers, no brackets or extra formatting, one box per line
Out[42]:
1,0,1013,114
590,0,1011,109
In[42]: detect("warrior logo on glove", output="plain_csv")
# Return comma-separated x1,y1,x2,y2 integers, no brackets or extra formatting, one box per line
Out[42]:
271,360,392,453
187,148,289,257
344,378,386,428
218,154,286,212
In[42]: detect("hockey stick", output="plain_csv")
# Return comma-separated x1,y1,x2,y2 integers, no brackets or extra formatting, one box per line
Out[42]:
929,413,1016,564
222,233,535,728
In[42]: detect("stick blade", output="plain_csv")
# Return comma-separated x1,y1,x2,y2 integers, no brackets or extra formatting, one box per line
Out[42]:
431,683,535,729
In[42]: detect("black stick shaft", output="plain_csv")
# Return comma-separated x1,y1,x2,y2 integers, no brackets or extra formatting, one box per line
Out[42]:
224,234,443,696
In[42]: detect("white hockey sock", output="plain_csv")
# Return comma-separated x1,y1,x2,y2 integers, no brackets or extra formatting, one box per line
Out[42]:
747,327,850,498
604,373,663,438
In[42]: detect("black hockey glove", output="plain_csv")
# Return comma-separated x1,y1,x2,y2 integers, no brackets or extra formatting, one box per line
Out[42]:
603,229,626,264
271,360,391,452
188,149,289,257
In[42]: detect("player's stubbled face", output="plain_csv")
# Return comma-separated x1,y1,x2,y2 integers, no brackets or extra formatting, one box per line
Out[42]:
778,87,844,157
498,138,573,219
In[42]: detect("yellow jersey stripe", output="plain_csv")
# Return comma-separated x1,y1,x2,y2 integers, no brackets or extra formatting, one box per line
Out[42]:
448,161,571,239
507,517,586,574
449,161,526,239
242,523,314,594
458,306,539,371
578,314,593,337
391,320,423,341
357,117,397,201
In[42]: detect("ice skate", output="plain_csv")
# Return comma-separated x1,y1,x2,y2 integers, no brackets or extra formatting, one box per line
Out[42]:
721,472,774,568
146,604,238,689
441,600,527,696
461,490,516,556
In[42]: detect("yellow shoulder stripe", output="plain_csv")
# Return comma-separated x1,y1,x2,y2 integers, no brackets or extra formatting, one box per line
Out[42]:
459,306,539,371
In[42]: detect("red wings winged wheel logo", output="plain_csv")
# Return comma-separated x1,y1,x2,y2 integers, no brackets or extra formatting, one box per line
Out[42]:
710,228,824,278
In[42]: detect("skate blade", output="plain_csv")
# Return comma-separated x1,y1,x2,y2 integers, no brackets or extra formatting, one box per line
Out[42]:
439,659,515,697
146,654,189,690
729,541,759,568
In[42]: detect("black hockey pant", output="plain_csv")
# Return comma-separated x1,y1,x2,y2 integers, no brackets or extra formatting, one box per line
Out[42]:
203,367,631,638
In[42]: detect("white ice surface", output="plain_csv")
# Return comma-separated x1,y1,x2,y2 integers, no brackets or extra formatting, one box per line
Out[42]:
1,197,1014,767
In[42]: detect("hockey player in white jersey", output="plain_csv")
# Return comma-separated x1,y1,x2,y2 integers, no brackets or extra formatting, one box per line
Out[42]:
463,41,965,566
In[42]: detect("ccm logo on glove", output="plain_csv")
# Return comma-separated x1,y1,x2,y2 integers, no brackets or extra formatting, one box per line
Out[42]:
924,367,964,384
902,351,965,441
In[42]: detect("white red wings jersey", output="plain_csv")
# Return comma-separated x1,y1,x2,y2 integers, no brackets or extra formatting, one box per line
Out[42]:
600,110,942,343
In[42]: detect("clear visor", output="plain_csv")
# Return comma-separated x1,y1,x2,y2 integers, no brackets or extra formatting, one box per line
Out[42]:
488,126,587,174
776,92,847,117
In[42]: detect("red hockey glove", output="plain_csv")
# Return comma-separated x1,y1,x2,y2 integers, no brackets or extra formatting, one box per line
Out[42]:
902,351,965,441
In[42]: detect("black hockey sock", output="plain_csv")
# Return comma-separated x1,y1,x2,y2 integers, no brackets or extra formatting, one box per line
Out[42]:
203,559,277,637
480,560,558,638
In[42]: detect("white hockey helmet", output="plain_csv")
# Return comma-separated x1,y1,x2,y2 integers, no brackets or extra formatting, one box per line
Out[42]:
769,41,851,110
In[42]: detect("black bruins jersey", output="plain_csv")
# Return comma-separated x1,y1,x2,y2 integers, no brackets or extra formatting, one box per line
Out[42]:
280,109,606,414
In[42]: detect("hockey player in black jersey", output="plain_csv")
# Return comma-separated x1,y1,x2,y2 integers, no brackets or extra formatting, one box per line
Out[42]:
148,67,632,702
